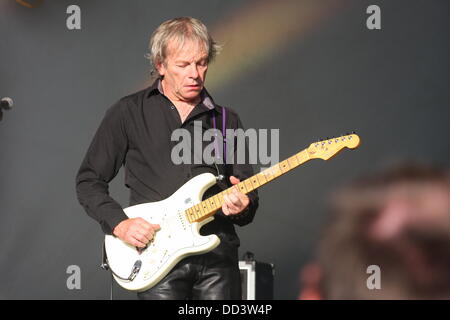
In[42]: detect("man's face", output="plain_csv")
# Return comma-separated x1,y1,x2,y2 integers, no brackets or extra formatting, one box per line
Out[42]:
157,38,208,103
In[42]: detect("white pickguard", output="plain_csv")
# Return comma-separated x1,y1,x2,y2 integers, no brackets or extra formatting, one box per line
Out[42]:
104,173,221,292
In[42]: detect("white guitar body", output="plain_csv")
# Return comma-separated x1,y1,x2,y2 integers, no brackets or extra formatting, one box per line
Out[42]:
104,173,221,292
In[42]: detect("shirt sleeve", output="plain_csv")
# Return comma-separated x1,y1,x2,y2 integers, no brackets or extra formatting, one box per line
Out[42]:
223,111,260,227
75,101,129,235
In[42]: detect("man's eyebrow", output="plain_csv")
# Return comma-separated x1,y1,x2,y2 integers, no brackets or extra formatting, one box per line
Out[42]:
174,56,208,64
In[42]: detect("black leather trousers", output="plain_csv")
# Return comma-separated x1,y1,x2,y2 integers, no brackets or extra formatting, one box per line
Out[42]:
137,245,241,300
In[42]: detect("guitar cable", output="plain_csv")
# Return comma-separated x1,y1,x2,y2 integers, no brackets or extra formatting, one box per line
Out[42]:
100,241,114,300
214,161,225,182
110,272,114,300
102,241,144,299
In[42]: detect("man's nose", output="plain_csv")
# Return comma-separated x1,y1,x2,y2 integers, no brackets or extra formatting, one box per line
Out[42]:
188,64,199,79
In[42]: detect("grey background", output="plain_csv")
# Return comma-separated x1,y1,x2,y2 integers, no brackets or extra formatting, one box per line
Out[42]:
0,0,449,299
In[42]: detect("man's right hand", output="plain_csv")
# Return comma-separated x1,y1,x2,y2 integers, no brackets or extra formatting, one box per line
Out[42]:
113,218,160,248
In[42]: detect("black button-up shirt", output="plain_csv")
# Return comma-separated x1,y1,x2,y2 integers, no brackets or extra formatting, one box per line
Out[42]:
76,79,259,246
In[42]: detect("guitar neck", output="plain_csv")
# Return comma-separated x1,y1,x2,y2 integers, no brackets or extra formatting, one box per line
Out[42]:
185,149,311,223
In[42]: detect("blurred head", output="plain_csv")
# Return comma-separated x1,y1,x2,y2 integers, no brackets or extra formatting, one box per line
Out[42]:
317,163,450,299
147,17,221,102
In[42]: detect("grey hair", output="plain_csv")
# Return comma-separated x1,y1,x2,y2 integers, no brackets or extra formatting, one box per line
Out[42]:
146,17,222,76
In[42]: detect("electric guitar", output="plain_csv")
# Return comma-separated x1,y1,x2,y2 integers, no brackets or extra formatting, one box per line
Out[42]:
104,133,361,291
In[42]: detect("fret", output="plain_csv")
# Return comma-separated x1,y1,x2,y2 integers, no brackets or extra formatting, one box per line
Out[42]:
287,157,294,168
202,199,210,213
209,199,216,211
185,208,192,222
279,160,289,173
295,152,302,164
216,192,226,207
188,208,195,221
200,201,211,218
207,198,214,212
222,189,232,203
277,165,283,176
303,150,310,162
208,197,217,210
288,155,298,168
250,175,260,188
190,207,197,222
276,163,282,175
274,165,281,177
244,179,254,192
198,203,205,218
237,182,247,193
193,204,202,219
263,169,273,182
296,150,308,164
268,166,280,179
190,205,197,220
199,202,207,215
256,172,267,185
214,194,222,208
186,207,193,221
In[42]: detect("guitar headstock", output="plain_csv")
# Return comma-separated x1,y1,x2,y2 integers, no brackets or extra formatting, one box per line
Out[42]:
307,133,361,160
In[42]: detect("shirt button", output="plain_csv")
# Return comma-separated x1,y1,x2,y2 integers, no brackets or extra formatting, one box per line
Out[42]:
170,105,175,110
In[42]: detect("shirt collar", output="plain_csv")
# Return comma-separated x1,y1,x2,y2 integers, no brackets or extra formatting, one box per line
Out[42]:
147,77,222,114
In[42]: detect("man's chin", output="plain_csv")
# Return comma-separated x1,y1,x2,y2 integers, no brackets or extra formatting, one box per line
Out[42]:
182,89,202,100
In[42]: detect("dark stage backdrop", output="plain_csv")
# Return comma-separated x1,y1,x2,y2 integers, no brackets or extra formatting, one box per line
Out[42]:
0,0,449,299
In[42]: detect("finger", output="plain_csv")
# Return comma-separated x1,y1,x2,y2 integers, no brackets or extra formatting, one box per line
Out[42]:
135,230,152,243
151,224,161,231
228,193,243,208
222,195,234,215
138,221,160,238
136,218,153,230
229,176,240,185
222,202,231,215
224,197,240,213
130,235,147,248
233,191,250,208
129,222,151,238
144,229,156,241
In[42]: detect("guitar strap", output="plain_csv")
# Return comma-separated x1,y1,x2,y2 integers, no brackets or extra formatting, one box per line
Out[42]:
211,105,227,166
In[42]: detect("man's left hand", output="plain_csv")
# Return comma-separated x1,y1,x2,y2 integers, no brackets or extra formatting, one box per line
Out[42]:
222,176,250,216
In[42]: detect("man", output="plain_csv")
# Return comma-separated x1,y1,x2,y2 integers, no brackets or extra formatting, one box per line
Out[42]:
76,17,259,300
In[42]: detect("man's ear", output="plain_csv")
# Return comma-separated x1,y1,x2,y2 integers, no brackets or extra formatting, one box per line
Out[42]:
155,60,166,77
